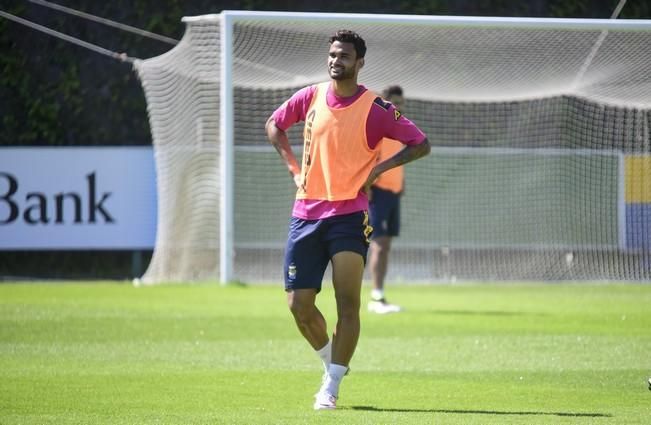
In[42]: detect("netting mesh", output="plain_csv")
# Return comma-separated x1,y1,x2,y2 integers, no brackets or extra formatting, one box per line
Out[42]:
134,17,221,283
137,13,651,283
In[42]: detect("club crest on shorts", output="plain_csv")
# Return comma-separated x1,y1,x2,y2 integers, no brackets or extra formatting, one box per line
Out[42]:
288,264,297,279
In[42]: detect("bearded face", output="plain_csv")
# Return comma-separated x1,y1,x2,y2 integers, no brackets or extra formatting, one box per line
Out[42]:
328,40,363,81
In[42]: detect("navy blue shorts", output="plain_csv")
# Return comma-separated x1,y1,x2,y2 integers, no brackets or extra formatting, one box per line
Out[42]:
283,211,372,293
369,186,401,238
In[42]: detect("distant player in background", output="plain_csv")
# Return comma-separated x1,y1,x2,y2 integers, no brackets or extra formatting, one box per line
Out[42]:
367,85,409,314
266,31,430,410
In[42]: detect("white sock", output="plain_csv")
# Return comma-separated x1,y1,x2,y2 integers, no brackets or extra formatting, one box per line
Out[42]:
316,340,331,373
324,363,348,397
371,289,384,301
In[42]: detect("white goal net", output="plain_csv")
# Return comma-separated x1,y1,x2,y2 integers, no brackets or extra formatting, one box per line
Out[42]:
135,11,651,284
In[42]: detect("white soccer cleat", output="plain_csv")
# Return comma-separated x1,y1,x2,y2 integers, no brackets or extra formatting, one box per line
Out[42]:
313,390,337,410
648,377,651,391
368,299,402,314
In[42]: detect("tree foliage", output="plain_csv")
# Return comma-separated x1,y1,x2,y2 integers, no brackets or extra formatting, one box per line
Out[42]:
1,0,647,147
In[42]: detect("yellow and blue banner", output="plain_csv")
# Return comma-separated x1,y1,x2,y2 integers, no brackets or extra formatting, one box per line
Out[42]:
624,155,651,250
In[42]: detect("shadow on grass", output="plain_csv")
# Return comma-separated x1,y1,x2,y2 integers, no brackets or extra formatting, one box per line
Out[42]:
348,406,611,418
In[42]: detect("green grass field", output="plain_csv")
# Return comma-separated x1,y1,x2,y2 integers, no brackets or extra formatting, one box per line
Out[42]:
1,282,650,424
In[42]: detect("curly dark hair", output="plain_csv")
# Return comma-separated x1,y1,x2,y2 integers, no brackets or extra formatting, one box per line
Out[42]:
328,30,367,58
382,85,403,99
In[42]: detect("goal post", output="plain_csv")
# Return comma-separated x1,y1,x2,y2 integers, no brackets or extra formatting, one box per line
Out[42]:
219,13,235,284
135,11,651,284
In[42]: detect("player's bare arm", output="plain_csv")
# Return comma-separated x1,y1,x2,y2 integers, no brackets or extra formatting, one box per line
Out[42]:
266,116,301,187
363,138,431,190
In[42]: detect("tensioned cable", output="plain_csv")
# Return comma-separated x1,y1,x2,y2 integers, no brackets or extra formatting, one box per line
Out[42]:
28,0,179,45
571,0,628,89
0,10,136,62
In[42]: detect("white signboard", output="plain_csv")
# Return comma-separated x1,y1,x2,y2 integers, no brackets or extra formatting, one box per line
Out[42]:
0,147,157,249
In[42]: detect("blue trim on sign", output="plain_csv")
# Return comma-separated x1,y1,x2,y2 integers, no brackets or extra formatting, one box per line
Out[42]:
626,203,651,250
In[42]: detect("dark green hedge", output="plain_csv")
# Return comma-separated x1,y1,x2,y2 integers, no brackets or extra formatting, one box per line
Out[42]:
2,0,647,147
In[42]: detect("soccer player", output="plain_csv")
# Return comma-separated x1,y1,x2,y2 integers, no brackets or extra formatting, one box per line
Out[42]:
265,29,430,410
367,85,409,314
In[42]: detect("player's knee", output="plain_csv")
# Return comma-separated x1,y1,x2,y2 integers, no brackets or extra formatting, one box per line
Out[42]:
287,297,314,323
337,306,360,325
372,237,391,254
377,244,391,256
335,295,360,317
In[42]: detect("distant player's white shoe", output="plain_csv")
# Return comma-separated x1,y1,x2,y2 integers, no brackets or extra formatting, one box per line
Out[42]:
368,299,402,314
313,390,337,410
648,377,651,391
